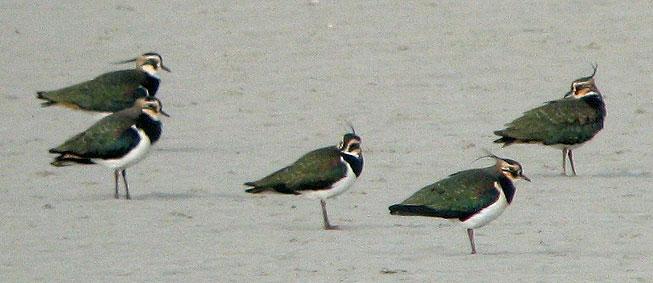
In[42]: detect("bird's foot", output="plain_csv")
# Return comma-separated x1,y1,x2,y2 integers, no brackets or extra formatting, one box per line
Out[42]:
324,224,340,230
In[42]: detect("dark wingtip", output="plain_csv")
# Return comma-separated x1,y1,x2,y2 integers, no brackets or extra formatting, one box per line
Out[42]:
493,135,515,146
244,182,265,194
388,204,401,215
37,92,57,107
49,152,93,166
245,186,265,194
40,101,56,107
50,154,69,167
389,204,417,215
389,204,440,216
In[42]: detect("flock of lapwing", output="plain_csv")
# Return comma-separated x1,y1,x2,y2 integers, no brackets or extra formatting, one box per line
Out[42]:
38,53,606,254
40,53,170,199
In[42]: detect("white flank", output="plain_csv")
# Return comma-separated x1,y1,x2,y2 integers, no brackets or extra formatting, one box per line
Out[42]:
461,182,509,229
92,126,152,170
303,156,357,200
141,64,160,78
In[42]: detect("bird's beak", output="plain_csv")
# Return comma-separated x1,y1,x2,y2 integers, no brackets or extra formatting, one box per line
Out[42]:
563,91,573,98
522,174,531,182
161,64,171,72
160,110,170,117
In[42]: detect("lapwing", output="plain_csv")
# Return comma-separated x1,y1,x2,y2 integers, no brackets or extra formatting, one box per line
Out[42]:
493,65,606,176
245,129,363,230
37,52,170,112
389,153,530,254
49,94,169,199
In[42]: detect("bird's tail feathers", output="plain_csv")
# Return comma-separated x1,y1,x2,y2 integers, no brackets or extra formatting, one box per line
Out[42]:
389,204,433,216
389,204,460,218
50,154,93,167
244,183,268,194
492,132,515,147
36,91,57,107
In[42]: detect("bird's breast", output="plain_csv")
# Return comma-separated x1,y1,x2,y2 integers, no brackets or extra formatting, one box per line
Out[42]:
460,182,510,229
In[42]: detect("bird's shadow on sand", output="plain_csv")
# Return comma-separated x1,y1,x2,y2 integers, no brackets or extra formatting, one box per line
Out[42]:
153,147,216,153
134,192,254,201
464,249,567,257
61,192,200,202
536,171,651,178
131,192,200,200
69,191,257,202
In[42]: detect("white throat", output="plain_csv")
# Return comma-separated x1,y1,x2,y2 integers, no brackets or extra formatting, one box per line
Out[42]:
140,65,159,78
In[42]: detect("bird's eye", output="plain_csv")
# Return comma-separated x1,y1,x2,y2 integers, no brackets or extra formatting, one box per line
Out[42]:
349,143,360,150
502,167,519,175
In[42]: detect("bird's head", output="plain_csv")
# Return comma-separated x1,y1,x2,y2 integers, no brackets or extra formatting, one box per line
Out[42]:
477,150,530,182
134,96,170,119
564,64,600,99
338,123,362,158
116,52,171,76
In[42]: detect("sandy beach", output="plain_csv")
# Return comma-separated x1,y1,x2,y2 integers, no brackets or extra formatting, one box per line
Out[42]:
1,1,651,281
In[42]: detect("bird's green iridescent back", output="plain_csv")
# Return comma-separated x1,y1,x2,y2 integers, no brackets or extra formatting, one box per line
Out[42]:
401,168,501,216
248,146,346,192
41,69,147,112
50,108,141,159
498,97,604,145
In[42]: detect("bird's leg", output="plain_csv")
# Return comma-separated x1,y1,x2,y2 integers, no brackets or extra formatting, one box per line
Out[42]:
320,199,339,230
114,169,120,199
121,169,131,200
467,229,477,254
561,148,568,176
568,150,577,176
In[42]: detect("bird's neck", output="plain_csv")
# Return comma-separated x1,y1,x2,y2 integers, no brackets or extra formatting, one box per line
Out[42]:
581,94,606,117
136,114,163,144
140,73,160,96
341,152,363,177
497,176,516,204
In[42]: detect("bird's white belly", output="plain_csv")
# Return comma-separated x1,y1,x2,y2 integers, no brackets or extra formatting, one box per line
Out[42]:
461,182,509,229
92,127,151,170
303,158,357,200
